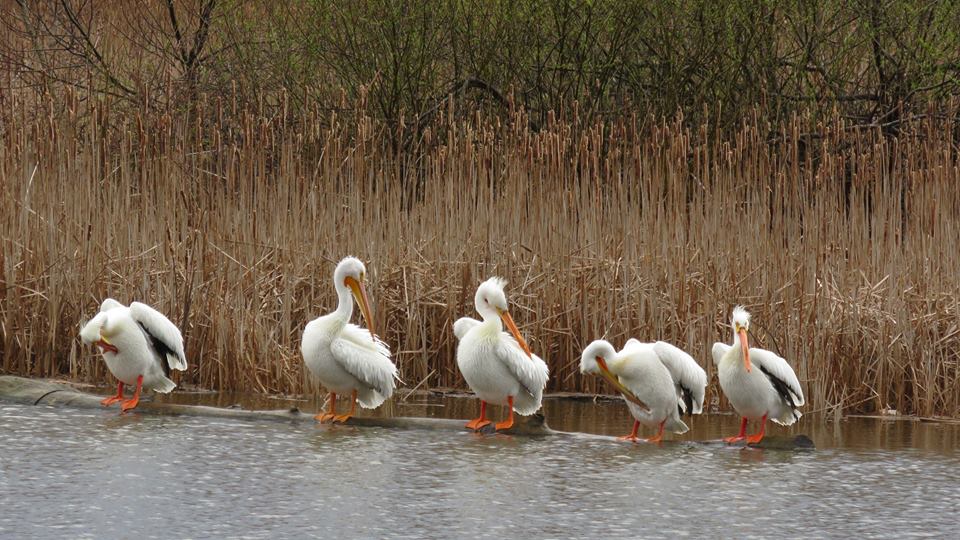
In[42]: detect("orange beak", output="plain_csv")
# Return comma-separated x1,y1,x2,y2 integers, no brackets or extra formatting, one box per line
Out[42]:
96,335,119,354
345,276,377,340
499,310,532,358
596,357,649,411
738,327,751,372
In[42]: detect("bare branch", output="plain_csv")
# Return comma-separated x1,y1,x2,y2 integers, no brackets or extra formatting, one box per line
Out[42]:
57,0,135,96
165,0,188,65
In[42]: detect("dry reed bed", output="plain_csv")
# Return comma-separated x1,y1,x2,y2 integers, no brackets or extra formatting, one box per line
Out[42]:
2,93,959,418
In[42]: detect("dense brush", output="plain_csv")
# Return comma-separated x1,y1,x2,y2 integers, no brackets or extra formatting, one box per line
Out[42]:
1,91,959,419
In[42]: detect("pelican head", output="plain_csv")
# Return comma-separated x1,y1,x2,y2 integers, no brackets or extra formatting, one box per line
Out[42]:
95,310,123,353
474,277,508,317
579,339,617,375
334,256,377,338
80,299,123,354
579,339,644,406
474,277,532,358
97,298,125,344
731,305,751,372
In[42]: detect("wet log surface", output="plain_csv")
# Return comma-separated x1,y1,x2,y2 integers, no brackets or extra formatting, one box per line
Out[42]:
0,376,814,450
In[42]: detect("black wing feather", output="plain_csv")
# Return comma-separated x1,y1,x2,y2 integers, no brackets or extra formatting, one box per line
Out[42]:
138,321,174,377
678,385,694,417
759,364,801,420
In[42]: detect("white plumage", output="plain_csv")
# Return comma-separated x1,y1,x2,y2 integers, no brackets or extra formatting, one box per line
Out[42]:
452,317,480,340
320,321,395,408
713,306,804,443
301,257,398,422
581,339,705,442
79,298,188,411
625,338,708,415
128,302,188,372
454,277,549,430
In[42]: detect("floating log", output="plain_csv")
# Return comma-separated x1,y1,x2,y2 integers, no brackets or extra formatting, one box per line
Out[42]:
0,376,813,449
0,376,552,435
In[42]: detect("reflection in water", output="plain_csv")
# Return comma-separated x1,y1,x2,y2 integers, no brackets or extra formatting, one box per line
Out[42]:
2,402,959,538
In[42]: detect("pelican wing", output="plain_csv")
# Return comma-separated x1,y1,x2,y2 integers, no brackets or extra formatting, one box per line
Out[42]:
711,342,732,365
129,302,188,372
752,348,805,407
453,317,481,340
495,337,549,399
100,298,124,312
652,341,707,414
330,323,398,398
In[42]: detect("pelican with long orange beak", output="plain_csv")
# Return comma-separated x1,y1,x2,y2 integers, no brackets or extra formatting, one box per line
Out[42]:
580,339,705,443
301,257,398,423
453,277,549,431
713,306,804,443
79,299,188,413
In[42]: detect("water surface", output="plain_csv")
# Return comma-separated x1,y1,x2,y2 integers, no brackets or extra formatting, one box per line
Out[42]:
2,397,958,538
157,388,960,452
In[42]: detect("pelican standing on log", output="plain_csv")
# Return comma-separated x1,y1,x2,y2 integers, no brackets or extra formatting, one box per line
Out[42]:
301,257,397,423
580,338,706,442
454,277,549,431
714,306,804,443
80,299,188,412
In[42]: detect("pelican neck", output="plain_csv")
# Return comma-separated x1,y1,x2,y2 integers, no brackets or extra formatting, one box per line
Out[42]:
477,309,503,330
333,281,354,320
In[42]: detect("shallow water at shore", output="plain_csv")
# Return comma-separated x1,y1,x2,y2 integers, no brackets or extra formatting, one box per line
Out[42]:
2,393,959,538
146,388,960,453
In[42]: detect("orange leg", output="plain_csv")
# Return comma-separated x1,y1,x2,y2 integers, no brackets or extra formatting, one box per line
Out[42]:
101,380,124,407
746,414,768,444
617,420,641,442
465,400,492,431
646,420,666,443
494,396,515,431
315,392,337,423
120,375,143,413
723,417,749,443
333,389,358,423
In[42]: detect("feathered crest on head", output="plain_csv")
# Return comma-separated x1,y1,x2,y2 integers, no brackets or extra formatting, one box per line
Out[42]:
731,305,751,326
334,256,366,274
481,276,508,291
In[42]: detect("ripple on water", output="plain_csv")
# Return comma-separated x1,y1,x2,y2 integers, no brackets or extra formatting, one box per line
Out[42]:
1,403,959,539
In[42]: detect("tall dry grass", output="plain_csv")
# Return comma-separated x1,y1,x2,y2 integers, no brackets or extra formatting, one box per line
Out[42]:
2,90,959,418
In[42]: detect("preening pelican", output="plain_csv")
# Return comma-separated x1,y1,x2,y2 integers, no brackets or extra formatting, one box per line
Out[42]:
713,306,804,443
454,277,549,431
301,257,397,423
79,299,188,412
580,339,706,442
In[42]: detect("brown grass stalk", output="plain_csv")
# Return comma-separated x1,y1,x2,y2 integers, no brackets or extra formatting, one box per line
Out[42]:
2,92,959,418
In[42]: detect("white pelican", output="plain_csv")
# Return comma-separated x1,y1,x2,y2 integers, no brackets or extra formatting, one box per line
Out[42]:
580,338,706,442
454,277,549,431
713,306,804,443
301,257,397,423
79,299,188,412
